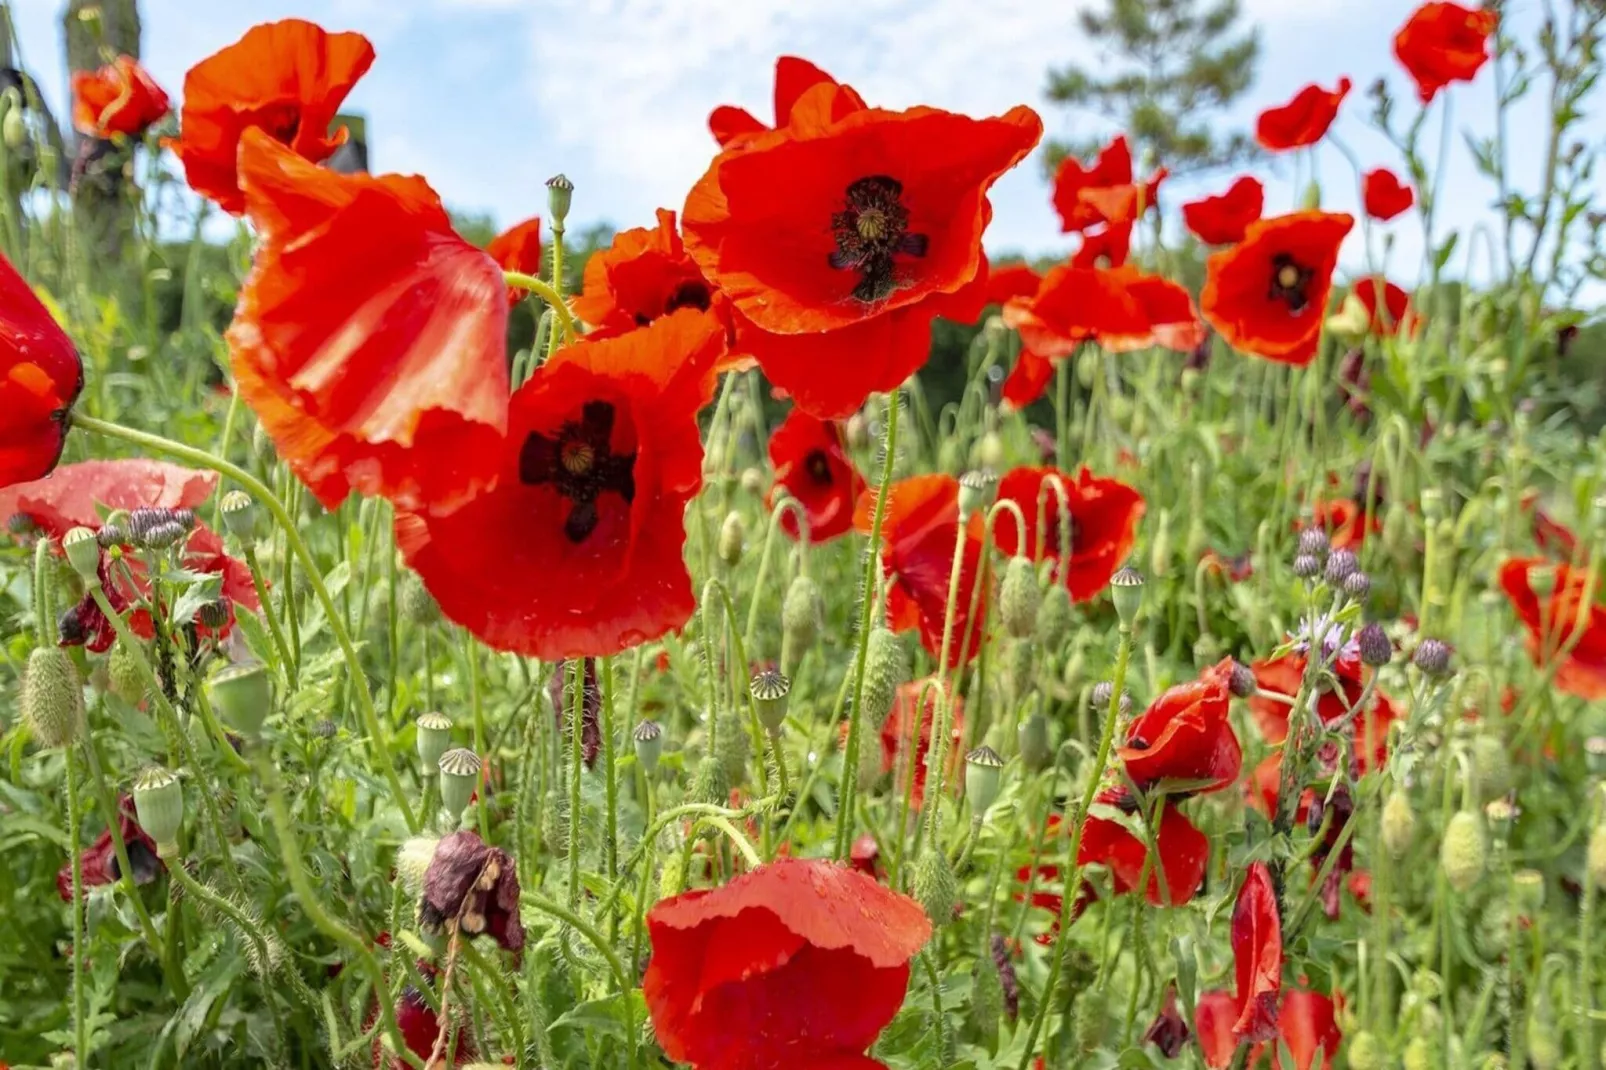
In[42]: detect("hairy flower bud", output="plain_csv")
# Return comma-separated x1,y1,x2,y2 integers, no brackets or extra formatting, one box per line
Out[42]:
1018,712,1052,773
399,571,441,627
107,639,146,705
1471,734,1512,801
1296,526,1330,559
1441,810,1487,893
1292,552,1321,579
999,556,1040,639
859,628,910,730
1037,583,1072,648
23,646,83,747
1347,1031,1386,1070
1382,789,1416,858
912,848,957,925
781,575,824,654
1005,639,1034,703
718,511,745,566
209,661,271,739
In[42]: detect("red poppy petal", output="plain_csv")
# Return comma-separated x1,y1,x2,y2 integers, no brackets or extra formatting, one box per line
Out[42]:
0,459,217,540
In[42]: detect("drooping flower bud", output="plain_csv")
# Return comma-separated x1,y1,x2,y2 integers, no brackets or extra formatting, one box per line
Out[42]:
1000,556,1040,639
1018,712,1052,773
399,571,441,626
749,670,791,733
912,847,957,925
416,712,454,776
633,720,663,774
1586,819,1606,893
208,661,271,739
1441,809,1487,893
718,511,745,566
23,646,84,748
1228,659,1257,698
781,574,824,654
131,766,184,857
1347,1031,1386,1070
1109,566,1144,627
419,830,524,952
63,526,101,581
1005,639,1034,702
1382,789,1416,858
438,748,481,825
1356,622,1392,666
964,745,1005,816
107,639,146,704
689,753,728,809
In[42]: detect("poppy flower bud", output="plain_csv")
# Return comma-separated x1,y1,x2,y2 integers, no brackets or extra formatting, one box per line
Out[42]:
781,575,824,654
399,571,441,626
1343,570,1372,601
220,490,257,541
1228,659,1257,698
1296,526,1330,559
844,412,869,449
1324,548,1359,587
859,628,910,729
1037,584,1072,648
208,661,271,740
396,835,440,896
131,766,184,857
1403,1036,1436,1070
1000,556,1040,639
2,101,25,151
958,469,998,516
1357,622,1392,666
1512,868,1545,915
23,646,83,748
1413,638,1452,677
1109,566,1144,627
718,512,745,566
1440,809,1487,893
1074,988,1107,1052
1005,639,1034,702
973,431,1005,471
438,748,481,825
1420,486,1444,521
717,710,751,787
1471,734,1511,801
1292,552,1321,579
1347,1031,1385,1070
965,745,1005,816
1528,1015,1561,1070
1300,178,1322,210
750,670,791,733
739,467,765,496
968,953,1005,1035
633,720,663,774
1018,712,1052,773
912,847,957,925
107,639,146,704
1585,818,1606,893
1383,789,1416,858
690,755,730,831
545,173,573,226
63,526,101,581
416,712,454,776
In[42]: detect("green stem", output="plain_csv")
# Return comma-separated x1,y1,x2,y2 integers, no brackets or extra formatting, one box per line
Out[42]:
566,658,585,909
523,890,629,991
66,747,89,1069
503,270,575,348
243,547,296,687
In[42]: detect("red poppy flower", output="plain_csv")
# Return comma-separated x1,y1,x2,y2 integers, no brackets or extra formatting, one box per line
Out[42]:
1,252,82,491
1311,496,1379,549
1012,862,1098,945
872,679,965,809
1120,270,1208,353
0,459,216,540
849,834,882,879
230,130,509,516
1000,348,1055,409
1394,2,1498,103
57,795,161,902
1249,652,1398,771
170,18,375,215
1351,278,1416,337
1195,990,1241,1068
1071,221,1134,269
1077,791,1209,906
1005,263,1202,356
1230,862,1283,1043
1276,990,1341,1070
1183,176,1265,245
854,475,989,668
644,857,931,1070
1118,659,1242,795
993,466,1144,602
981,262,1042,309
1255,78,1351,151
487,215,543,305
1499,557,1606,700
398,310,721,659
1521,493,1578,557
1201,549,1254,582
375,985,475,1069
1361,168,1414,221
71,56,170,139
768,408,864,542
707,55,866,149
1201,211,1354,366
1052,136,1165,234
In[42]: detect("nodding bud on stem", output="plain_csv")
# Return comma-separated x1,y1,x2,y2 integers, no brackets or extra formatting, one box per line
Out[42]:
633,720,663,774
1000,556,1040,639
545,173,573,227
62,526,100,581
958,469,998,516
750,670,791,732
23,646,84,748
912,847,957,926
131,766,184,857
1109,566,1143,627
718,512,745,566
1382,789,1416,858
965,745,1005,816
1228,660,1257,698
399,571,442,626
1037,584,1071,648
416,712,454,775
208,661,271,740
438,748,481,825
859,628,910,730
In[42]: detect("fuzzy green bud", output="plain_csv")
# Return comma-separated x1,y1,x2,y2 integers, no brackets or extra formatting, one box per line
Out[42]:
416,712,453,775
1527,1018,1561,1070
107,639,146,705
1019,712,1052,773
208,661,272,739
437,748,481,824
1005,639,1034,703
220,490,257,541
716,711,750,788
912,847,957,925
131,766,184,857
967,955,1004,1038
690,755,730,823
1441,810,1488,893
859,628,910,729
1110,566,1144,627
1037,583,1071,648
1000,555,1040,639
633,720,663,775
781,575,824,654
396,835,440,896
965,745,1005,816
1472,733,1512,801
1403,1036,1436,1070
23,646,84,748
399,571,441,626
1074,988,1107,1052
1382,789,1416,859
62,526,100,580
972,432,1005,472
749,670,790,733
1512,868,1545,915
1347,1030,1386,1070
542,791,570,855
2,103,26,151
718,511,745,566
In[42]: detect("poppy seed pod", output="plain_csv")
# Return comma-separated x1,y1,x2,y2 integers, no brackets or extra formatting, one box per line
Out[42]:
749,670,791,732
1037,583,1072,648
912,846,957,925
208,661,271,740
718,511,745,566
1000,555,1040,639
1441,809,1487,893
1383,789,1416,858
416,712,454,776
781,574,824,653
859,628,910,729
63,526,101,581
22,646,83,748
633,720,663,774
219,490,256,540
131,766,184,857
965,745,1005,815
438,748,481,825
958,468,998,516
1018,711,1052,773
1109,566,1144,627
545,173,573,226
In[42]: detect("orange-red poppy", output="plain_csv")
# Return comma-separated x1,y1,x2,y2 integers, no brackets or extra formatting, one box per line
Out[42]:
71,55,170,139
1201,548,1255,582
397,310,721,660
486,215,543,305
1051,135,1165,234
1352,277,1416,337
1361,168,1414,221
1276,990,1342,1070
229,130,509,516
979,262,1043,311
1520,492,1578,557
854,475,990,668
1183,176,1264,245
767,408,864,542
1201,211,1354,365
1077,790,1209,905
1118,659,1242,795
1004,263,1202,356
1000,348,1055,410
1,253,82,491
1394,2,1498,103
1071,221,1134,269
1195,990,1241,1068
1231,862,1283,1043
1255,78,1351,151
873,678,965,809
1499,557,1606,700
1249,652,1398,772
1311,495,1379,548
707,55,866,149
993,466,1145,602
0,459,215,540
644,858,930,1069
170,18,375,215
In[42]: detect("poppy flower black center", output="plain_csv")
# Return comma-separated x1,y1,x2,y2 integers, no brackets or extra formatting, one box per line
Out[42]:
1268,254,1315,313
829,175,928,304
519,400,636,544
803,448,834,486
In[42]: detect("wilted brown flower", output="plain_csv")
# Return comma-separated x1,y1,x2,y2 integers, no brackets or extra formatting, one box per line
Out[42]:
419,830,525,952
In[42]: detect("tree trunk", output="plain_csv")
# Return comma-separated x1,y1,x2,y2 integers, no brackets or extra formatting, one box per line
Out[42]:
64,0,141,260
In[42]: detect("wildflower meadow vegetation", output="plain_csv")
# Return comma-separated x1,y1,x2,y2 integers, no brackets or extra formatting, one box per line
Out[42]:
3,2,1606,1068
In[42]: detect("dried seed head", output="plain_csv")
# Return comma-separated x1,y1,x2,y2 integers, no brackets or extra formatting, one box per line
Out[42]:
23,646,84,748
1037,583,1072,648
958,468,999,516
399,571,441,626
1471,734,1512,801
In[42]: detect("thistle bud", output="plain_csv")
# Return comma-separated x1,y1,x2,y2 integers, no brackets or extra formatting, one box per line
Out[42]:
23,646,83,747
1018,712,1052,773
1109,566,1143,627
438,748,481,825
1343,570,1372,601
1000,556,1040,639
1323,548,1358,586
1471,734,1512,801
1413,638,1452,677
633,720,663,774
1296,526,1329,558
416,712,454,775
208,661,271,739
220,490,257,541
1382,789,1416,858
1357,622,1392,666
1292,552,1320,579
781,575,824,654
1090,681,1132,716
718,512,745,566
131,766,184,857
1228,660,1256,698
107,639,146,704
545,173,574,226
399,571,441,626
958,469,998,516
912,847,957,925
197,596,231,630
1037,584,1071,648
750,670,791,732
859,628,909,729
1586,821,1606,893
62,526,100,580
1440,809,1487,893
965,745,1005,815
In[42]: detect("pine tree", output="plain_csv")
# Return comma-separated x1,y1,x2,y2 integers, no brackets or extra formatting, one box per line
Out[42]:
1044,0,1260,175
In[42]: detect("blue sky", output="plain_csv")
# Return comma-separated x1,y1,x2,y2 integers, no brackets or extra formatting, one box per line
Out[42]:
8,0,1557,290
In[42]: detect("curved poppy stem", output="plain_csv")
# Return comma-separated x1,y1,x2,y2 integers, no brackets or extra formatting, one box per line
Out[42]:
503,270,576,347
70,413,420,835
743,495,811,660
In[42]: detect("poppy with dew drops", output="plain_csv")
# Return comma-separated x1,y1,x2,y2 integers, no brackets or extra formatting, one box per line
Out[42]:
1230,861,1284,1044
229,129,510,518
1362,168,1415,221
1499,557,1606,701
169,18,375,215
1201,211,1354,366
0,459,215,541
1255,78,1352,151
71,56,170,139
1183,176,1265,246
992,466,1145,603
1077,790,1210,906
643,857,931,1070
1117,658,1243,796
767,408,865,543
397,309,723,661
0,252,83,492
1394,1,1499,104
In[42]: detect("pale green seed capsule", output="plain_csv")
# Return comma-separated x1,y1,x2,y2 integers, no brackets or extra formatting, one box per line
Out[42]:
416,712,454,776
438,748,481,825
131,766,184,856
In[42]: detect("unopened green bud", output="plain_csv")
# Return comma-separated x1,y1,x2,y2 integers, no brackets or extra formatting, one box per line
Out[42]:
633,720,663,774
749,670,790,733
1000,556,1040,639
912,848,957,925
690,754,729,813
859,628,909,729
62,526,100,580
1512,868,1545,915
1472,734,1512,800
781,574,824,653
220,490,257,541
542,791,570,854
23,646,82,748
208,661,271,739
1110,566,1144,627
1347,1031,1386,1070
2,105,25,151
107,639,146,704
396,835,440,896
131,766,184,856
718,511,745,566
1382,789,1416,859
416,712,453,775
1037,583,1071,648
399,571,441,626
1403,1036,1436,1070
717,710,750,788
1441,810,1487,893
1018,712,1052,773
1005,639,1034,702
973,431,1005,472
438,748,481,824
965,745,1005,815
1074,988,1107,1052
1527,1017,1561,1070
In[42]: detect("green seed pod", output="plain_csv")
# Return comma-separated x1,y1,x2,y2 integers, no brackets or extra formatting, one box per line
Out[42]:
999,556,1040,639
749,670,790,733
958,468,998,516
396,835,440,896
718,511,745,566
416,712,454,776
1346,1030,1386,1070
911,848,957,925
62,526,100,581
964,745,1005,816
437,748,481,825
208,661,272,740
1471,734,1511,801
131,766,184,856
545,173,573,225
219,490,257,541
23,646,83,748
399,571,441,626
1073,987,1107,1053
859,628,909,730
1037,583,1071,649
1586,822,1606,893
1109,566,1144,627
633,720,663,775
1441,810,1488,894
972,432,1004,473
1382,789,1416,858
781,575,825,654
107,639,146,704
1018,712,1052,773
